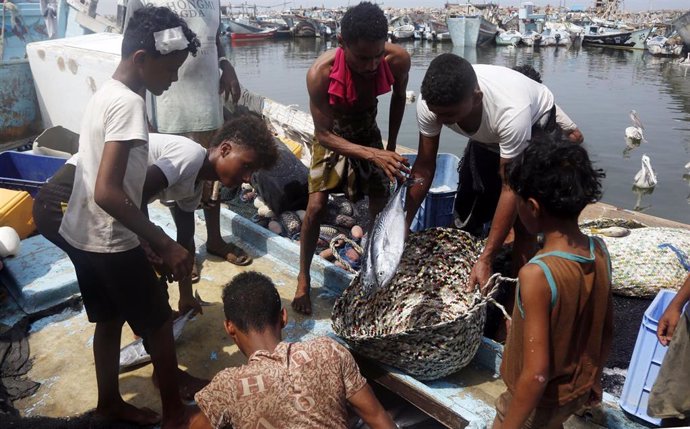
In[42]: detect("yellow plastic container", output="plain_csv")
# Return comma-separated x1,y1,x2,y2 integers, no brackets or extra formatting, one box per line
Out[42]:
0,188,35,239
278,136,303,159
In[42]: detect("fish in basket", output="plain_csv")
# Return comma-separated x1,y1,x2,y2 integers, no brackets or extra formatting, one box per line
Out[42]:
332,227,515,381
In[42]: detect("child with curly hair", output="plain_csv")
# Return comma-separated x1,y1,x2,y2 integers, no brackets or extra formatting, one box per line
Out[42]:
493,133,613,429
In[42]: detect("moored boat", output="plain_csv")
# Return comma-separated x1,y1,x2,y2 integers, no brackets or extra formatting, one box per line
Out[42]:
540,28,558,46
582,26,652,50
391,24,415,41
230,28,276,41
646,35,684,57
521,29,542,46
292,18,318,38
447,15,498,47
553,28,572,45
226,19,265,35
495,29,522,46
673,11,690,49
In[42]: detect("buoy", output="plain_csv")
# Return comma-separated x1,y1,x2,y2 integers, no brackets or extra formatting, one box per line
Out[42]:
0,226,21,258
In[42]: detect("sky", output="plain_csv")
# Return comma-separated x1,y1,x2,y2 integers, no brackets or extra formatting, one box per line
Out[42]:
98,0,688,16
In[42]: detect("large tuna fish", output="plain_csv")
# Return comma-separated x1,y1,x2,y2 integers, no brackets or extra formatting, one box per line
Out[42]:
360,178,422,294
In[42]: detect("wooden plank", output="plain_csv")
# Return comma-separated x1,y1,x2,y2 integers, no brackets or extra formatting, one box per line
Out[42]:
355,356,468,429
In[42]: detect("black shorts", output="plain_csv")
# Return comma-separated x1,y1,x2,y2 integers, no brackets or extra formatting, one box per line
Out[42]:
62,244,172,336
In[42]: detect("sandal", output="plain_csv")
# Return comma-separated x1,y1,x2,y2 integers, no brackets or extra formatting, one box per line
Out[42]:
207,242,253,266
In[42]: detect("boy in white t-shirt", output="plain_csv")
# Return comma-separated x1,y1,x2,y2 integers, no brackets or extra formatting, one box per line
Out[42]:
405,53,576,296
36,115,278,318
54,6,200,428
141,115,278,314
124,0,250,272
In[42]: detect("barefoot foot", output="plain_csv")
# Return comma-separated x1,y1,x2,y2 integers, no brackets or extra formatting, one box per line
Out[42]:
292,275,312,315
95,400,160,426
162,404,198,429
152,368,209,402
207,240,252,266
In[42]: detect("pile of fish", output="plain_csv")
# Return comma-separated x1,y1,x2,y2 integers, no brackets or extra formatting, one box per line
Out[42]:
332,227,493,380
335,227,485,338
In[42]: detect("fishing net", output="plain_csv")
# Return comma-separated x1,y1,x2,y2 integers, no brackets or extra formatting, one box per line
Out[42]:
332,228,513,381
580,218,690,297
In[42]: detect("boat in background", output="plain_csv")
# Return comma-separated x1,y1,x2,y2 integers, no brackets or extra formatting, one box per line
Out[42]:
389,15,415,41
422,21,451,42
447,15,498,47
582,25,652,50
391,24,415,41
231,28,276,41
538,28,571,46
553,28,572,45
495,29,522,46
521,30,542,46
294,20,317,37
646,35,684,56
673,11,690,49
226,19,265,35
540,28,558,46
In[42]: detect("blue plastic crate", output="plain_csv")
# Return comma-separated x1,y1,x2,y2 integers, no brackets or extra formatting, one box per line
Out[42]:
402,153,460,232
0,151,67,197
619,289,687,426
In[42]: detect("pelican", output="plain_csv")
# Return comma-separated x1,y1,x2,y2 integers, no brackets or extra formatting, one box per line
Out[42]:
629,110,644,130
633,154,657,189
625,110,647,144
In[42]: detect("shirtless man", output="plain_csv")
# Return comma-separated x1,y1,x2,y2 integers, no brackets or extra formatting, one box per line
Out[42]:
293,1,411,314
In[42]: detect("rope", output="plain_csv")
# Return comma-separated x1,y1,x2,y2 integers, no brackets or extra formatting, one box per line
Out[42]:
478,272,518,321
329,234,363,274
658,243,690,271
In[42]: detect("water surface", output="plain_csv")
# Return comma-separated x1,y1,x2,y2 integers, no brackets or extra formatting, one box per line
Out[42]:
224,38,690,224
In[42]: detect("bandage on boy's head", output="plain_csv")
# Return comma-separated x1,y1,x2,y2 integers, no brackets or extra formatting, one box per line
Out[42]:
122,5,200,58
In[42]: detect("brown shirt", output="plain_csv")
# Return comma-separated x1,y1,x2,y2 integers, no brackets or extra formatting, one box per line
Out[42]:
195,337,367,429
501,237,613,407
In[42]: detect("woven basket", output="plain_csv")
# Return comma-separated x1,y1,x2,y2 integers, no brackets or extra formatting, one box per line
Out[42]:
332,228,510,381
580,218,690,297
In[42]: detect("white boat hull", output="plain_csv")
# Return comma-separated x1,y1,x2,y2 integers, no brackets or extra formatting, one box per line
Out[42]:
495,31,522,46
447,16,498,47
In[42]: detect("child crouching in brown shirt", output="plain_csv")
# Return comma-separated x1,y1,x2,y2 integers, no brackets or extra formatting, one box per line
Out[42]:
493,134,613,429
189,271,395,429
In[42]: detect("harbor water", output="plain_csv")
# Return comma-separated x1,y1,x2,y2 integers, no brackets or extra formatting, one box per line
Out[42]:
224,37,690,224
